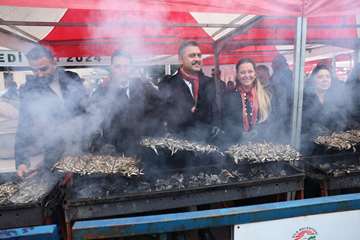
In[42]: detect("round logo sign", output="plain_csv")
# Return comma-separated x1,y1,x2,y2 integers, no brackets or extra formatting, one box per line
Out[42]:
292,227,318,240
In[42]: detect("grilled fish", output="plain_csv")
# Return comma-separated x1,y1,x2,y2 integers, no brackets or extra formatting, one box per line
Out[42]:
226,143,300,164
54,154,143,177
141,136,224,156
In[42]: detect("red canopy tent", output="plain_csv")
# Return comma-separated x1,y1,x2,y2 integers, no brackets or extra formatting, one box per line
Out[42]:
2,0,360,17
0,0,358,148
0,0,359,64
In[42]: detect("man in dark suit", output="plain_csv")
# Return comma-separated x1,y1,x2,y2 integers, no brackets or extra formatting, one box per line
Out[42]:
270,54,294,141
15,46,87,177
158,41,219,141
89,50,160,154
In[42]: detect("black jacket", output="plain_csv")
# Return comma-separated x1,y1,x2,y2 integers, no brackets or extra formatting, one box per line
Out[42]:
90,78,161,153
302,87,347,137
222,90,245,143
270,67,293,137
158,70,218,140
15,69,87,168
345,77,360,128
301,85,348,154
222,88,276,144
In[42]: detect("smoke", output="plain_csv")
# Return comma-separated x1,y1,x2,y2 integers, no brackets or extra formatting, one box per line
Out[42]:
88,0,170,61
14,74,86,170
4,1,360,183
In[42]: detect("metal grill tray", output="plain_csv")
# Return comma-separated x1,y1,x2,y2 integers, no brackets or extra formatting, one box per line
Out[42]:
0,171,63,229
140,146,226,170
64,161,304,222
312,143,359,155
304,152,360,190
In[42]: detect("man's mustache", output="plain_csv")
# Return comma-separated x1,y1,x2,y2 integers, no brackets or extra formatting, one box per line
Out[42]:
192,61,201,66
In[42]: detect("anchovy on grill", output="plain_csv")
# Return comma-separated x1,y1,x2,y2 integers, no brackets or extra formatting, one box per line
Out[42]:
0,171,59,205
140,136,224,156
53,154,143,177
0,182,18,205
226,143,300,164
313,130,360,151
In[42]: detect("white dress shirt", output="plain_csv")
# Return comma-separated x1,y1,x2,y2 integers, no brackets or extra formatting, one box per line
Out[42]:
183,79,194,97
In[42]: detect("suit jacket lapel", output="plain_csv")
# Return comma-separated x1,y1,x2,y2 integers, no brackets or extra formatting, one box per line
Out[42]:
175,73,194,104
198,75,205,103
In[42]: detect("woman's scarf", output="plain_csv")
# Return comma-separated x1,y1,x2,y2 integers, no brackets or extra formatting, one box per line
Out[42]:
238,85,259,131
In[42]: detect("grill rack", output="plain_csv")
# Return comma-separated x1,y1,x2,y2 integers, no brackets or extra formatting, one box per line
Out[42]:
63,161,304,222
303,152,360,191
0,171,64,229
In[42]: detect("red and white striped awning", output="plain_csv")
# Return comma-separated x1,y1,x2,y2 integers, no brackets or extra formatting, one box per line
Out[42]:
2,0,360,17
0,1,359,65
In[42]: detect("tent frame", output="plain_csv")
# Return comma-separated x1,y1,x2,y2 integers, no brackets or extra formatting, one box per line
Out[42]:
0,8,355,149
291,17,307,148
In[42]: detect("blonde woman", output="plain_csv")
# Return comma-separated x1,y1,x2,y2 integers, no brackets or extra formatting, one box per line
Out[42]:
223,58,271,142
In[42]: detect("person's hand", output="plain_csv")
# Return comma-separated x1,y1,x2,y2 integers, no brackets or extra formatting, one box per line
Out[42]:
210,126,224,139
88,130,103,152
17,164,28,178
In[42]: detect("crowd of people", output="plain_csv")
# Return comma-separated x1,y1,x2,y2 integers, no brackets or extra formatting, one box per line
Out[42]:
2,41,360,177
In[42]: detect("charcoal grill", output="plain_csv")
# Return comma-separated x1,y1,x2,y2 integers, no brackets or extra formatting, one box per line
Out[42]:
63,161,304,225
304,152,360,195
311,143,357,155
0,171,63,229
140,145,226,170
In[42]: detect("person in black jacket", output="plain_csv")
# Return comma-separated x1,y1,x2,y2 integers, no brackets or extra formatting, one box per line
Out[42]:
223,58,272,144
301,64,348,153
345,63,360,128
15,46,87,177
270,55,293,141
88,50,161,154
158,41,219,141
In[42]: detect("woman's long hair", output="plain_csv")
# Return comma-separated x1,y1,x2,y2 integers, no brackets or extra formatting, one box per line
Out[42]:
235,58,271,122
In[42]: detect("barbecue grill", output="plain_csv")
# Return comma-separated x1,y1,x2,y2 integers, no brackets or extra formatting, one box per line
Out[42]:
304,152,360,195
312,129,360,155
63,161,304,239
0,171,63,229
140,143,225,170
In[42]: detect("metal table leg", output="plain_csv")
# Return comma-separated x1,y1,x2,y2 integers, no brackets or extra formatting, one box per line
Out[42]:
66,221,72,240
320,181,329,196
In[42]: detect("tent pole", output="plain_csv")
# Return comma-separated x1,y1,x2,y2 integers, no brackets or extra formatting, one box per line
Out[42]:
0,19,266,29
214,43,222,126
331,55,336,71
354,48,360,65
4,19,360,29
0,17,40,42
291,16,307,149
0,73,4,91
0,28,36,53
